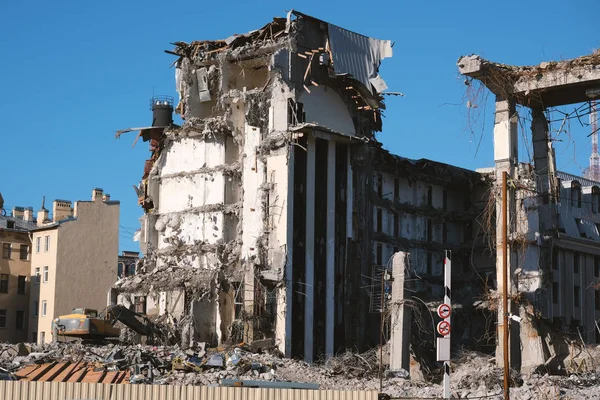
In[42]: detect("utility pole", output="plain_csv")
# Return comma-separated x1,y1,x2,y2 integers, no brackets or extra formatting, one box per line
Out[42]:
502,171,510,400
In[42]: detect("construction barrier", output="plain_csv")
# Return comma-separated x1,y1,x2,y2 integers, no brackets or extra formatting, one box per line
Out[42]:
0,381,378,400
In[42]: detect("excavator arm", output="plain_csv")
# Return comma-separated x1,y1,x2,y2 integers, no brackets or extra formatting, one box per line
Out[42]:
106,304,155,336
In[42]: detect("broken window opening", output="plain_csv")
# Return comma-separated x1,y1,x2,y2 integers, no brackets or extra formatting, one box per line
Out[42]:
426,252,432,275
394,178,400,202
393,212,399,237
574,286,581,308
135,296,147,314
442,189,448,211
552,282,559,305
376,243,382,266
427,186,433,207
287,100,305,125
6,221,15,229
377,174,383,199
426,219,433,242
376,209,383,233
442,222,448,244
574,252,581,274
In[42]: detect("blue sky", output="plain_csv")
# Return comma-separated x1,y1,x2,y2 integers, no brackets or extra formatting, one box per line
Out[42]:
1,0,598,253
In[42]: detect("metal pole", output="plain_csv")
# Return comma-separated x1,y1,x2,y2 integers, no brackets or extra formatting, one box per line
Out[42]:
502,171,510,400
443,251,451,399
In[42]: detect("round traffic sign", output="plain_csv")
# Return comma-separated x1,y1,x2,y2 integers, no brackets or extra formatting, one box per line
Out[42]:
437,303,452,319
437,321,451,336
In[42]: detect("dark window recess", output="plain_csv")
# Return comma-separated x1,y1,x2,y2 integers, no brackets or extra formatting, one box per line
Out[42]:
427,186,433,207
574,252,580,274
596,291,600,311
376,243,382,266
376,209,383,233
287,100,305,125
426,219,433,242
463,194,471,211
393,212,399,236
135,296,147,314
128,263,136,276
2,244,10,259
426,253,433,275
552,282,559,304
17,276,26,295
571,183,582,208
19,245,28,260
15,311,24,330
394,178,400,201
443,190,448,211
464,223,473,242
442,223,448,243
0,310,6,328
0,275,8,293
377,174,383,199
575,218,587,238
553,250,560,271
595,257,600,278
7,221,15,229
117,262,124,278
574,286,581,308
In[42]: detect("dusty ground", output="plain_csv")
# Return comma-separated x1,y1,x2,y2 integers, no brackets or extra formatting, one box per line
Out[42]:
1,342,600,399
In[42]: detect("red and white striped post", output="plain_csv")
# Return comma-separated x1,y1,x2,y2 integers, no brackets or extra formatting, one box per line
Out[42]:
436,251,452,399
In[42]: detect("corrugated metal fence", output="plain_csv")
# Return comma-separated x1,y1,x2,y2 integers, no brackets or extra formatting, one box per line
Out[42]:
0,381,378,400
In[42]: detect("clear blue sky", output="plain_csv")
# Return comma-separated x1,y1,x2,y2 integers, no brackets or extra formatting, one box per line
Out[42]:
1,0,598,254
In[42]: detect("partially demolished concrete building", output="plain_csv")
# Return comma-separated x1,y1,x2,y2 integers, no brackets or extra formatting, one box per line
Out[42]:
116,11,494,363
459,52,600,372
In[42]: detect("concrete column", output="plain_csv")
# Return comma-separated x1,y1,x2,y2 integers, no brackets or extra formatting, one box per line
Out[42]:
346,146,353,239
389,251,411,373
304,135,316,363
493,98,519,368
284,147,295,357
325,140,336,358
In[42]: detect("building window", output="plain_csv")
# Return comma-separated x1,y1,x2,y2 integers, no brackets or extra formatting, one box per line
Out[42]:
427,186,433,207
426,219,433,242
33,301,38,318
574,286,581,308
376,209,383,233
0,275,8,293
393,212,399,237
442,190,448,211
376,243,383,266
377,174,383,199
41,300,47,317
6,221,15,229
17,276,26,295
16,310,24,330
43,266,48,283
571,181,582,208
117,262,124,279
394,178,400,201
595,257,600,278
593,187,600,213
575,218,587,238
442,222,448,243
553,250,560,271
128,263,136,276
135,296,147,314
0,310,6,328
552,282,559,304
19,244,29,260
2,243,11,259
574,252,580,274
44,236,50,252
36,237,40,253
34,267,40,285
426,253,433,275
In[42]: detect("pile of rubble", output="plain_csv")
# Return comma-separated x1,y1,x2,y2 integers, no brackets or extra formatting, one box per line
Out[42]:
2,342,600,398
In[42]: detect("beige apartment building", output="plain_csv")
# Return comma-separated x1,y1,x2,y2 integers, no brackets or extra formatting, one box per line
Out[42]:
0,200,36,343
29,188,120,344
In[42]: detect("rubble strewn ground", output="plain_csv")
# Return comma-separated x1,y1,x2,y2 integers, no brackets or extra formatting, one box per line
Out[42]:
2,342,600,399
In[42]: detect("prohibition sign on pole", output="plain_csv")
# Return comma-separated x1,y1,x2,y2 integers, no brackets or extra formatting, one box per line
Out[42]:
437,303,452,319
437,321,451,336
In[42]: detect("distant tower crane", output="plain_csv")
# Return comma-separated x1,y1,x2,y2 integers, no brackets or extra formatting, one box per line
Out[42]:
585,99,600,182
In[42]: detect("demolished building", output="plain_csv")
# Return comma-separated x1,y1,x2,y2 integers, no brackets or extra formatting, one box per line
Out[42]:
459,51,600,373
115,11,495,363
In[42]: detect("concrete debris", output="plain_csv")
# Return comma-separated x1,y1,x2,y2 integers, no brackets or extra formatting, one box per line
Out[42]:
5,343,600,398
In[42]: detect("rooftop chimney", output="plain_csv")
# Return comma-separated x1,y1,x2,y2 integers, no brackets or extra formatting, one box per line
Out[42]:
52,200,73,222
92,188,103,202
12,206,25,219
37,196,49,226
23,207,34,222
150,96,174,129
102,193,111,202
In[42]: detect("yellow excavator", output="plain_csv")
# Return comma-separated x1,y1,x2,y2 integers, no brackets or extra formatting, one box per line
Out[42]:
52,305,158,342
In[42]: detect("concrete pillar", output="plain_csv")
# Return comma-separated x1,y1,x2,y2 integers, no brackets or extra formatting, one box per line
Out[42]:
304,135,316,363
389,251,411,373
493,98,519,368
284,148,295,357
325,140,336,358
